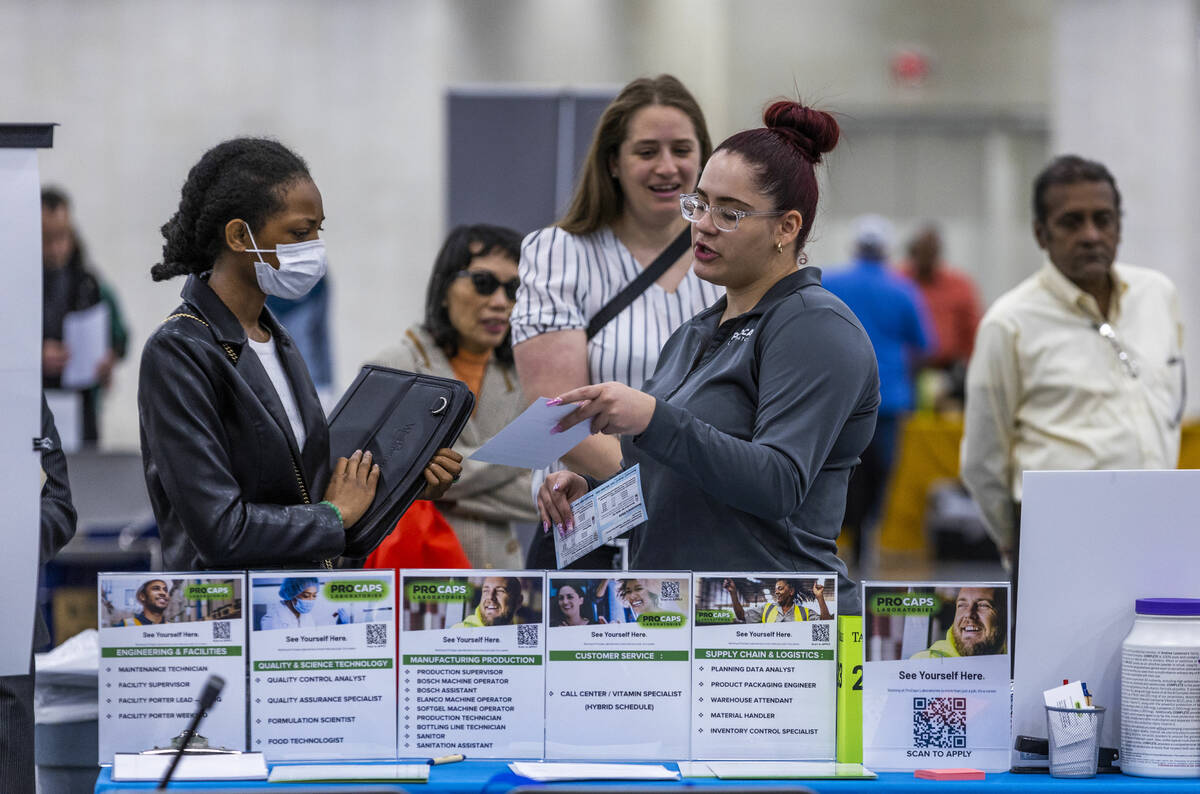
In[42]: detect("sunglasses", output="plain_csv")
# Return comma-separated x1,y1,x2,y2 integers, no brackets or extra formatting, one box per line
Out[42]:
456,270,520,301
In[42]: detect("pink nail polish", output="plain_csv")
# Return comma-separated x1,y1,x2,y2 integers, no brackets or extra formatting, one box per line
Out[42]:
550,425,561,435
552,482,560,491
546,398,563,406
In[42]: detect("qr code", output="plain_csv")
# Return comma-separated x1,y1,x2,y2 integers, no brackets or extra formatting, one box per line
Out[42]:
212,621,230,641
811,622,830,643
913,697,967,748
660,580,680,601
517,624,539,647
366,623,388,647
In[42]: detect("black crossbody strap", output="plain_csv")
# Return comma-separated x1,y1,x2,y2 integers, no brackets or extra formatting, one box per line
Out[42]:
586,228,692,340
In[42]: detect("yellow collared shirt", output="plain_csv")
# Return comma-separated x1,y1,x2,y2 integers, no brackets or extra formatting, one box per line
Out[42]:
961,262,1184,547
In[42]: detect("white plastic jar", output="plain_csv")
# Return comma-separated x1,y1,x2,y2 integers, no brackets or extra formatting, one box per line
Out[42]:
1120,597,1200,777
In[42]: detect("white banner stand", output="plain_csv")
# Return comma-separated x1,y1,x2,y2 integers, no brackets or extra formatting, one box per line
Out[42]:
1013,469,1200,768
0,123,56,675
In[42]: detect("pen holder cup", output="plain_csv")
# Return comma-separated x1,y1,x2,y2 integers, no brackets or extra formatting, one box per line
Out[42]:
1045,705,1106,778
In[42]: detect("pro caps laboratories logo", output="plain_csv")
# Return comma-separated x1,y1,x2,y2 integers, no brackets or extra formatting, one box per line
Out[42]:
870,592,940,616
184,583,234,600
404,579,471,603
324,579,390,602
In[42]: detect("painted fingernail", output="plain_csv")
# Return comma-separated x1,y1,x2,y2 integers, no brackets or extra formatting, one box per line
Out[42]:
566,520,574,533
555,523,564,535
552,482,560,492
546,398,563,406
550,425,562,435
542,520,550,533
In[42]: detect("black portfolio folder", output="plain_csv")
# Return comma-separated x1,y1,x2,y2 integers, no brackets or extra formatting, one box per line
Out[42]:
327,365,474,559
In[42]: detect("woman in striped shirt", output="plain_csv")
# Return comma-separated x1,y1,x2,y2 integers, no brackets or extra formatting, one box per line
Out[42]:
511,75,720,567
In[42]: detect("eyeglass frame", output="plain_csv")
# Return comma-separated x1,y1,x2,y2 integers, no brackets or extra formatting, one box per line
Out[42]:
454,269,520,301
679,193,786,232
1094,322,1139,379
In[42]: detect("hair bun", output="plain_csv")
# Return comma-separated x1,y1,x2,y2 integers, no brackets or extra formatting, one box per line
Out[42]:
763,101,839,163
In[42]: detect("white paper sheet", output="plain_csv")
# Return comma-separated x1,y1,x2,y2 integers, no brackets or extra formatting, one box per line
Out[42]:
705,761,877,779
267,763,429,782
509,762,679,781
111,752,267,781
60,301,110,388
468,398,591,468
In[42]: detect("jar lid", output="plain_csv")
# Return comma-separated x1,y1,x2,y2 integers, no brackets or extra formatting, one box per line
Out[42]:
1135,598,1200,616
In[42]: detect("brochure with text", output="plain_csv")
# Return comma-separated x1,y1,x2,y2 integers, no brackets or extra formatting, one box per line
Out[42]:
861,582,1011,772
248,570,397,761
97,572,246,761
691,573,838,760
545,573,691,760
400,571,546,758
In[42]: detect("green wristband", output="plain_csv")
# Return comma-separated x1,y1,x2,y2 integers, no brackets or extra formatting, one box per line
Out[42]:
319,500,344,527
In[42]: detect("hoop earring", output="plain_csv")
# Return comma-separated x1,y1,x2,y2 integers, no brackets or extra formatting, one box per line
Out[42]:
775,241,784,255
798,251,809,266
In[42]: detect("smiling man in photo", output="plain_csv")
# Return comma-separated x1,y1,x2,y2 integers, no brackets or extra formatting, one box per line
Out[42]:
120,579,170,626
454,577,524,627
912,586,1006,658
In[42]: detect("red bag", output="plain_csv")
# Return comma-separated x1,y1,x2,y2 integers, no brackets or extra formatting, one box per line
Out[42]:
364,501,470,569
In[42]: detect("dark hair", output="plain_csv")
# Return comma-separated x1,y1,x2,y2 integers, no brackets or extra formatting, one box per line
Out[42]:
41,186,70,211
1032,154,1122,225
714,100,840,254
153,138,311,281
559,74,712,235
424,224,522,364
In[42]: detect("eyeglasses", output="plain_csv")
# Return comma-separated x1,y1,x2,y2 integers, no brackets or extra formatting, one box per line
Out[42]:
680,193,785,232
456,270,520,301
1095,322,1139,379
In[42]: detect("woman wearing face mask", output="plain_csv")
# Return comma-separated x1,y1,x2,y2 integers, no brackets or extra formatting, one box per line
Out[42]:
537,102,880,613
260,577,320,630
511,74,720,569
368,225,537,568
139,137,462,570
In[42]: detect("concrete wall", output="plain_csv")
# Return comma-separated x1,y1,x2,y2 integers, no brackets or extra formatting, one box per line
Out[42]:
3,0,1056,449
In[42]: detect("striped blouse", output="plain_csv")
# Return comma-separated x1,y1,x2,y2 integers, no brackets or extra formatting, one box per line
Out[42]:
511,225,723,389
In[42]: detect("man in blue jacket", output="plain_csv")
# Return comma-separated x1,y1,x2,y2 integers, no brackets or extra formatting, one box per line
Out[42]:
825,215,935,568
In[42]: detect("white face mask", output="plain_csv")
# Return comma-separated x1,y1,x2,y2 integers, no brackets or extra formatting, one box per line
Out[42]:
243,222,328,300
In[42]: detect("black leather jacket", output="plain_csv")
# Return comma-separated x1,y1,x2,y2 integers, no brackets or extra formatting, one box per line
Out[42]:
138,274,344,570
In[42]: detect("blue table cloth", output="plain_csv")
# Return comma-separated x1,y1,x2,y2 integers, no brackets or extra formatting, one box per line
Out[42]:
94,759,1200,793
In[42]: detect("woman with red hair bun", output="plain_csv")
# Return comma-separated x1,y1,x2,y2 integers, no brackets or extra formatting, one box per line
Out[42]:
537,101,880,614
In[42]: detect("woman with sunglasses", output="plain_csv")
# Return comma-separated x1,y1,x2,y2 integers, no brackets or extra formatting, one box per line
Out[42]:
369,225,537,568
536,101,880,613
511,74,721,569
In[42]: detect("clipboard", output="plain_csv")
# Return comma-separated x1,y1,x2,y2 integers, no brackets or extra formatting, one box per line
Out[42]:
327,365,474,558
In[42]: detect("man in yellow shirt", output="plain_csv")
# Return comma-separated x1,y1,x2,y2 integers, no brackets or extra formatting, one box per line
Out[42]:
911,587,1006,658
962,155,1183,574
724,578,832,623
454,576,523,628
119,579,170,626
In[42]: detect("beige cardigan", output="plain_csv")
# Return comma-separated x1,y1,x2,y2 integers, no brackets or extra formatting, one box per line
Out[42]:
368,325,536,566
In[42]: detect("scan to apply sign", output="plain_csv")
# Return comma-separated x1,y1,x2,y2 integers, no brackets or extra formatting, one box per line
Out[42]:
861,582,1011,772
249,570,397,761
97,572,247,761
